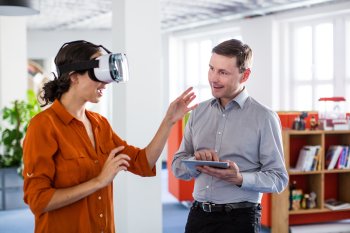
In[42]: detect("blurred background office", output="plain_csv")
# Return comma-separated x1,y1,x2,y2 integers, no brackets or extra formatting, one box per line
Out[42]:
0,0,350,233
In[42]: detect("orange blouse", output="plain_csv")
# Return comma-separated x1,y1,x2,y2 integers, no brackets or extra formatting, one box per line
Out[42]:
22,100,156,233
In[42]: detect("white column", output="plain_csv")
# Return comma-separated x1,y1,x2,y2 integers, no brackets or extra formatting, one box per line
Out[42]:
111,1,162,233
0,17,27,109
241,16,275,109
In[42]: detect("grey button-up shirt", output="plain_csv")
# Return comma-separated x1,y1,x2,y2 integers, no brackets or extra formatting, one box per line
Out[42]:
171,88,288,204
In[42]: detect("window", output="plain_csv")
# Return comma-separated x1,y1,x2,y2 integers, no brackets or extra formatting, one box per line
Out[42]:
169,30,241,103
291,21,334,111
346,19,350,111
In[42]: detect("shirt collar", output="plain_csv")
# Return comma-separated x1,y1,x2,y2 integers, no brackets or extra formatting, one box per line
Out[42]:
51,99,75,125
234,87,249,108
51,99,100,130
210,87,249,109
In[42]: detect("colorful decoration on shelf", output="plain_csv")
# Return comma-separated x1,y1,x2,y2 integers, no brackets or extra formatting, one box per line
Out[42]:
292,112,308,130
310,116,319,130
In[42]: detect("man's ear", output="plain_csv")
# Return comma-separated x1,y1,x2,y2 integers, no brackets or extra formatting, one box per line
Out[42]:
240,68,251,83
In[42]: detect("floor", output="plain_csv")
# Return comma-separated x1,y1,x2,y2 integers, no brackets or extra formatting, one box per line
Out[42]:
0,168,349,233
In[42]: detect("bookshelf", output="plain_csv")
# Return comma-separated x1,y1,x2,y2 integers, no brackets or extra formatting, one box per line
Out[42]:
271,130,350,233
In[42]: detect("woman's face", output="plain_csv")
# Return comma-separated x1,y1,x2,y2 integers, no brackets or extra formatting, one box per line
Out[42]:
70,52,107,104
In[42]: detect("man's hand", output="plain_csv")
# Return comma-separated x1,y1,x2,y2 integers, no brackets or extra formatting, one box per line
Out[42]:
196,160,243,186
194,149,220,161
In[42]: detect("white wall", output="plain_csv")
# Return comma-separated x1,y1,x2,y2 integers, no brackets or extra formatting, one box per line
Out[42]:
240,17,276,109
111,1,163,233
0,17,27,109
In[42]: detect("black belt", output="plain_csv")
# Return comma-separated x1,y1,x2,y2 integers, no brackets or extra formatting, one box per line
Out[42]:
193,201,259,213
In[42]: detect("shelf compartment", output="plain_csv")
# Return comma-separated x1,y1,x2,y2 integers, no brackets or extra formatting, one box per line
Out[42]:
287,133,323,171
324,172,350,204
289,173,323,210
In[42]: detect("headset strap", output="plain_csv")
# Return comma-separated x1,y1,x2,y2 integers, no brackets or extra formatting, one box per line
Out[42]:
57,60,99,76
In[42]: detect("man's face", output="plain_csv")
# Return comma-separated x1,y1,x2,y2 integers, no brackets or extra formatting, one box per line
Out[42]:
208,53,248,107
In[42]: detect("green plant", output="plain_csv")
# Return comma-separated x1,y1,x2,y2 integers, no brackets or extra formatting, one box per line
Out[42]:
0,90,41,168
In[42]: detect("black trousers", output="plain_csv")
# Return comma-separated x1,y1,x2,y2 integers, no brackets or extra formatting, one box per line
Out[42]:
184,204,262,233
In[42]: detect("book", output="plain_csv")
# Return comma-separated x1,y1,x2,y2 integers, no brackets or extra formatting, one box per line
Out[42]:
310,146,321,171
336,146,349,169
346,147,350,169
324,198,350,210
325,145,344,170
295,145,320,171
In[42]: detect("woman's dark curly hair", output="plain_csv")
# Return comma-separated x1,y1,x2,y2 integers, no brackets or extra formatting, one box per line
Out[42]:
40,41,100,107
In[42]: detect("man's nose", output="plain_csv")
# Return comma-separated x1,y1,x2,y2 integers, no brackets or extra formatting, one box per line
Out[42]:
209,71,219,82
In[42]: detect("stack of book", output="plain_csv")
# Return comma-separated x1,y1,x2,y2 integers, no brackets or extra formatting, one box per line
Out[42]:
325,145,350,170
324,198,350,210
294,145,321,171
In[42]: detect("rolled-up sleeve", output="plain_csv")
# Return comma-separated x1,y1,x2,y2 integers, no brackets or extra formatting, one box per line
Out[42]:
23,116,57,216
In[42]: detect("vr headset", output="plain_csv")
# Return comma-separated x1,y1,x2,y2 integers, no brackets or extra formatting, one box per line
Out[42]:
56,40,129,84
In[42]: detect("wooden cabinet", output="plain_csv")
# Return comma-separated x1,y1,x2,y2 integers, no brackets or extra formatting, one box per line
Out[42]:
271,130,350,233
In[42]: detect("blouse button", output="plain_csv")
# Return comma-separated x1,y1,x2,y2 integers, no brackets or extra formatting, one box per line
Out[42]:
94,160,99,164
99,213,103,218
98,196,102,200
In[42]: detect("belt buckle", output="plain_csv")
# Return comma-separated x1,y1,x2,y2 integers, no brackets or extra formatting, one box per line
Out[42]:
202,202,212,212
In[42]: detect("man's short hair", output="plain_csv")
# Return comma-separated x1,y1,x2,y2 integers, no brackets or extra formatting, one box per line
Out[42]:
212,39,253,73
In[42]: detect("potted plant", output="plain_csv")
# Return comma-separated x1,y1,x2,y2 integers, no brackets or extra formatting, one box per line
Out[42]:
0,90,41,210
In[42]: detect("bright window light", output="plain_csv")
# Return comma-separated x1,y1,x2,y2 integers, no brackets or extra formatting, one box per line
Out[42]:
315,23,333,80
295,85,312,110
294,26,312,81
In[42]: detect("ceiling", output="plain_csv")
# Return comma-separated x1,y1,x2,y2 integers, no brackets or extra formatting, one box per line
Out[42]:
25,0,345,32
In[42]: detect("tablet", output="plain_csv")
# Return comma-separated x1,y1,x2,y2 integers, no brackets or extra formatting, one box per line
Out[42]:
182,160,229,171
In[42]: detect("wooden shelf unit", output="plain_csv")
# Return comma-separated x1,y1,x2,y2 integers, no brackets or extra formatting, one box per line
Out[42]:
271,130,350,233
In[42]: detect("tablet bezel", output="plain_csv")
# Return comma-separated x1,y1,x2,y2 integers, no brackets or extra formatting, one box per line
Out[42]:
182,160,230,169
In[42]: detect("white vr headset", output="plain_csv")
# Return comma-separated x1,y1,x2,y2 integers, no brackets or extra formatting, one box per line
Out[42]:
56,41,129,84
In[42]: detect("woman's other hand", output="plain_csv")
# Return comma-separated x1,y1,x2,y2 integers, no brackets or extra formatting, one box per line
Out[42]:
95,146,130,188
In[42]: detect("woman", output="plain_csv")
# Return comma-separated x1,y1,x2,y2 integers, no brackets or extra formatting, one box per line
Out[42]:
22,40,197,233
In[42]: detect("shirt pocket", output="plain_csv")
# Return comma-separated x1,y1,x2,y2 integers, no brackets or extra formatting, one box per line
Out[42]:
99,141,117,156
54,151,90,187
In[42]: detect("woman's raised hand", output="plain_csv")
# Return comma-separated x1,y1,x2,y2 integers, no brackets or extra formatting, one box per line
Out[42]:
165,87,198,125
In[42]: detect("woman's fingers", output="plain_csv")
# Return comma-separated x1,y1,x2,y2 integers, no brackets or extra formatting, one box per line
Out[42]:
109,146,125,157
113,154,131,169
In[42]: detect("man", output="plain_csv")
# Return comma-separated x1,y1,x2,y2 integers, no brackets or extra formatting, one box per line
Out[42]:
171,39,288,233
